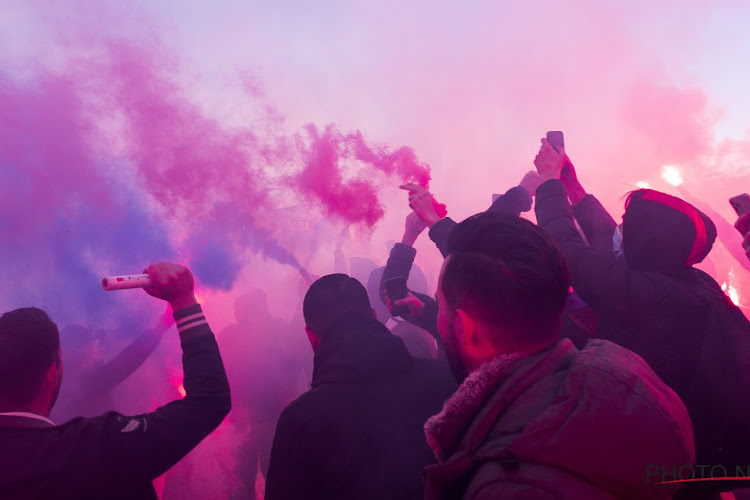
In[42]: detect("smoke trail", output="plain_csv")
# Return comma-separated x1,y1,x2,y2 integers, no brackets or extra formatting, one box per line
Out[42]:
0,71,175,328
294,123,441,227
0,13,443,325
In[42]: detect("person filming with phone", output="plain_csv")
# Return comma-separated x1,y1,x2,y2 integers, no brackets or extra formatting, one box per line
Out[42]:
533,134,750,499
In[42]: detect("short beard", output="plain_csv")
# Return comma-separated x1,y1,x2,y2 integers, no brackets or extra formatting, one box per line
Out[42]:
443,322,469,384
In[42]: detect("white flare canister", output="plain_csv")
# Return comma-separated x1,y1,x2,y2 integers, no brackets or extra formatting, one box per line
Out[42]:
102,274,152,291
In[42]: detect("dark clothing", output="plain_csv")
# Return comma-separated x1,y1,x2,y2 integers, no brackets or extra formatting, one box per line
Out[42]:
536,179,750,476
382,241,591,353
265,318,457,500
367,264,429,324
0,304,231,500
429,185,532,258
424,339,694,499
377,185,534,361
571,193,618,254
380,242,448,361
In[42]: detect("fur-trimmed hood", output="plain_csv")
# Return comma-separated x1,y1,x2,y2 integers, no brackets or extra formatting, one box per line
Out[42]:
423,339,695,499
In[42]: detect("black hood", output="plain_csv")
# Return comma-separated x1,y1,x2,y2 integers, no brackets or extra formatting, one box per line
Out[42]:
623,189,716,273
311,317,413,387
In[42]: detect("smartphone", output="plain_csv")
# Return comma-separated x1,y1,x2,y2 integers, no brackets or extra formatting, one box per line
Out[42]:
546,131,565,152
730,194,750,216
385,277,409,317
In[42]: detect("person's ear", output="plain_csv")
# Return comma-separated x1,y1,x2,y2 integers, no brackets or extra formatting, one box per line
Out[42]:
454,309,476,347
45,355,62,392
305,326,321,352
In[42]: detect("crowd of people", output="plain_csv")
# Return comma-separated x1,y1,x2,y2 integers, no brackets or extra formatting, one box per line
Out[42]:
2,137,750,499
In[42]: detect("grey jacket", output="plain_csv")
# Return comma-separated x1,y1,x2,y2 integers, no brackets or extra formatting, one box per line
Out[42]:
423,338,695,499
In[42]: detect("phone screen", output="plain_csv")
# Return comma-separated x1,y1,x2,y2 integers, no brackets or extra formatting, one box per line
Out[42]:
546,131,564,152
386,277,408,302
385,277,409,317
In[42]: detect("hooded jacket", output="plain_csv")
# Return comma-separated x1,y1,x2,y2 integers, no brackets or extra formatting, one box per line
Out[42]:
423,338,695,499
264,317,457,500
536,180,750,475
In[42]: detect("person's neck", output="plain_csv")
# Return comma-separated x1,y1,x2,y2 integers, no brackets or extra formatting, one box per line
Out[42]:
477,338,557,368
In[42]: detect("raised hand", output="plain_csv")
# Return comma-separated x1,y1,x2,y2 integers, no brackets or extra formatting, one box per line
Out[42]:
402,211,428,246
399,184,443,228
142,262,197,311
534,138,568,182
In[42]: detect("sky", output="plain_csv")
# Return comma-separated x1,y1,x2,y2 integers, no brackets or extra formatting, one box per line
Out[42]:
2,0,750,328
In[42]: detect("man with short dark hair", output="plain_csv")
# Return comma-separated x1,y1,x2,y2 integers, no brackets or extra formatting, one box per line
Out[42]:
423,212,694,499
0,262,231,500
265,274,457,500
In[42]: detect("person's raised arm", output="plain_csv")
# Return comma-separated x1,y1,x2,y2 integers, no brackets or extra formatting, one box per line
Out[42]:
736,213,750,265
487,171,538,215
533,139,660,314
90,262,231,487
385,291,446,362
83,308,172,396
379,212,425,303
558,147,617,254
333,227,349,274
400,183,455,257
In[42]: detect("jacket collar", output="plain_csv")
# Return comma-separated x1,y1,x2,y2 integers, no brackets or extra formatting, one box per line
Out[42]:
311,318,412,387
424,339,574,462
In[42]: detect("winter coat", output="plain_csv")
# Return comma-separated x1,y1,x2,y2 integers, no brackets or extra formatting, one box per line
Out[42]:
264,317,457,500
423,338,695,499
536,180,750,475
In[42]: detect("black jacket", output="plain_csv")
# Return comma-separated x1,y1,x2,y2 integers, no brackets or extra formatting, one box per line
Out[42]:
0,304,231,500
381,183,590,351
377,185,534,360
265,318,457,500
428,185,532,257
536,179,750,473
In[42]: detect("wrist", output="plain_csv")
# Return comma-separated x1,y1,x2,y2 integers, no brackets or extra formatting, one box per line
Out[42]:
423,213,442,228
566,182,587,205
401,233,418,247
169,294,198,312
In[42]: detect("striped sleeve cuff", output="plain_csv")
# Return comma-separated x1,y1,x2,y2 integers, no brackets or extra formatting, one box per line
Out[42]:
173,304,211,341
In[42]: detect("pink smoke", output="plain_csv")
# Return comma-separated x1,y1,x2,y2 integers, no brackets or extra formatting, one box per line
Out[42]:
294,123,441,227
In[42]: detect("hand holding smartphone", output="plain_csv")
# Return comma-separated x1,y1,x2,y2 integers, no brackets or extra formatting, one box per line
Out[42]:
730,194,750,217
546,131,564,152
546,130,571,180
385,277,410,317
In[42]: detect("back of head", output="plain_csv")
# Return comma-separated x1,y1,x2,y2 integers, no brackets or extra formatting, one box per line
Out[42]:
0,307,60,408
304,274,373,336
623,189,716,273
443,212,570,347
